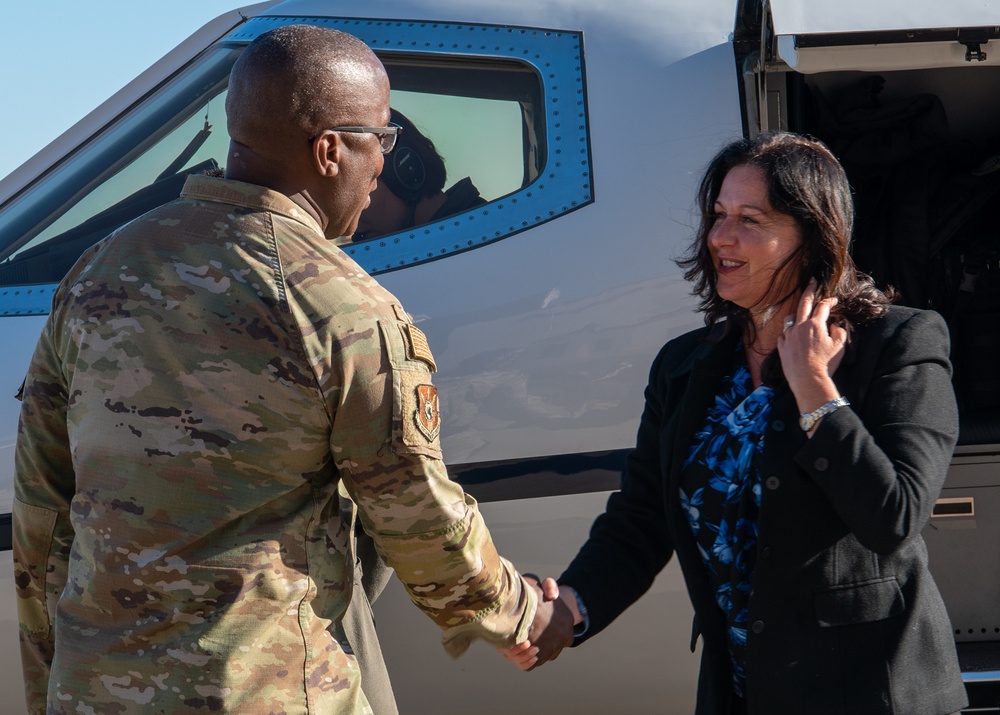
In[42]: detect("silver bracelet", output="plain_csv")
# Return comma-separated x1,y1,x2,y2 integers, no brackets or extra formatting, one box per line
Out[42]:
799,396,849,432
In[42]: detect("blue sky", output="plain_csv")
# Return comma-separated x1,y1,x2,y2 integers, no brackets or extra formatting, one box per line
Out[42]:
0,1,248,182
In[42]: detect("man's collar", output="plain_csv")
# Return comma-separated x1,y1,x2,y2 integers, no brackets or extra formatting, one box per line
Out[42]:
180,175,325,235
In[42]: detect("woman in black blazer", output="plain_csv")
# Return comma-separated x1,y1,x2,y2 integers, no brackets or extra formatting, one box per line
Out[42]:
504,133,967,714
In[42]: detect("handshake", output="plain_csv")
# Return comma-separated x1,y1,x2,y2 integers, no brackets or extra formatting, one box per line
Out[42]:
497,575,584,671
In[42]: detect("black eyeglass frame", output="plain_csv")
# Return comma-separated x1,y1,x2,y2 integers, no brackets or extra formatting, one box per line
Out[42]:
309,122,402,154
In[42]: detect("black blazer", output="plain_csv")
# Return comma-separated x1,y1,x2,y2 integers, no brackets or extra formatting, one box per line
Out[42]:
560,306,967,715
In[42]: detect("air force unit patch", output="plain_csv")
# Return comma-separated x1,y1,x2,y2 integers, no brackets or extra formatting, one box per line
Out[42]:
415,384,441,441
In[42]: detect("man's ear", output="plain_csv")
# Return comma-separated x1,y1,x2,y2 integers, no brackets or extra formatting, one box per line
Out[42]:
310,130,341,178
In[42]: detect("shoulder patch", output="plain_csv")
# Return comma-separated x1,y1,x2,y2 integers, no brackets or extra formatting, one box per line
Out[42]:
399,323,437,373
414,384,441,441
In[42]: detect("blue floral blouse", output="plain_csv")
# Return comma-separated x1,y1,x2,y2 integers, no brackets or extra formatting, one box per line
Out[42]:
680,351,774,698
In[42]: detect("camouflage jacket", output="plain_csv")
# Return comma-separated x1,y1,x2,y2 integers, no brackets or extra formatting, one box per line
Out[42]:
14,176,537,714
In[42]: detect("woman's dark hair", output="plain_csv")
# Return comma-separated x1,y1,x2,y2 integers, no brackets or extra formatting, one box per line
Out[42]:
677,132,892,337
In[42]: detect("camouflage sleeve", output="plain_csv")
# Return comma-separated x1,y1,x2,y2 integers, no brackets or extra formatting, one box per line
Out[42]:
329,307,537,657
13,309,77,714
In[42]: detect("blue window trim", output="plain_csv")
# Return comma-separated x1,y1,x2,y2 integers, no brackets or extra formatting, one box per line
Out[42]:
227,16,594,275
2,17,593,316
2,284,57,316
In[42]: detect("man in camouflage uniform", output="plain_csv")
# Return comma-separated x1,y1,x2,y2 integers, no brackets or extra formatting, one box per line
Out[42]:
13,24,570,715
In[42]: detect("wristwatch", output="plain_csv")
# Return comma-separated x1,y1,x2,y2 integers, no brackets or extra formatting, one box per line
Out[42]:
799,396,849,432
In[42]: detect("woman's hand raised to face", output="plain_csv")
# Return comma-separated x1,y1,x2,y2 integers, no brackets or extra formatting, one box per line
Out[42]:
777,280,848,416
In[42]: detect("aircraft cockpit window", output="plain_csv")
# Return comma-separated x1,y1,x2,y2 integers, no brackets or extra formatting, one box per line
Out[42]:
350,55,543,244
0,46,241,290
0,19,591,312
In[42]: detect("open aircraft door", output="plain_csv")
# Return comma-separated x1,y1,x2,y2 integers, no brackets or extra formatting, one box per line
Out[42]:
735,0,1000,135
736,1,1000,710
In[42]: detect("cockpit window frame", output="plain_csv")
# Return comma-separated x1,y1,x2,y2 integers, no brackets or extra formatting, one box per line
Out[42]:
229,16,593,276
0,16,593,315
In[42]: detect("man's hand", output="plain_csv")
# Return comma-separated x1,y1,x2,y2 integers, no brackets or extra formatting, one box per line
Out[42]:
496,575,575,671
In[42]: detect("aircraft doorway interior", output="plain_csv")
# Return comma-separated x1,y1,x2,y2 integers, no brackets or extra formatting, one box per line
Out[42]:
735,0,1000,706
0,18,593,316
798,61,1000,715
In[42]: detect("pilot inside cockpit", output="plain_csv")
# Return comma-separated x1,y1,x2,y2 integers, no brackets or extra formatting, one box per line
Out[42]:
351,108,486,242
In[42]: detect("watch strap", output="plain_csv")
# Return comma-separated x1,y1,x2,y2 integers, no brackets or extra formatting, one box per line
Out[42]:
799,396,849,432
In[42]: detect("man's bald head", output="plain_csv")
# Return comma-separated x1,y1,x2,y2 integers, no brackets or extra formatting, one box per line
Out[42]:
227,25,387,156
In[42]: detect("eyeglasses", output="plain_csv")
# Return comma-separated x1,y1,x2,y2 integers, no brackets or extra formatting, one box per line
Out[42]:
310,122,402,154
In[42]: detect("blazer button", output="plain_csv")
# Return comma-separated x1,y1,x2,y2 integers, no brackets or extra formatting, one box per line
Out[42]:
761,546,772,559
771,419,785,432
814,457,830,472
765,476,780,490
751,620,765,634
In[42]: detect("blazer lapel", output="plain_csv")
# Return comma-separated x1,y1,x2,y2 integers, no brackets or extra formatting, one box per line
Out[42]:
665,325,741,486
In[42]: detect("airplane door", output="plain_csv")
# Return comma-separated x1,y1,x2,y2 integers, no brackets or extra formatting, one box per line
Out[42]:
735,0,1000,137
735,1,1000,709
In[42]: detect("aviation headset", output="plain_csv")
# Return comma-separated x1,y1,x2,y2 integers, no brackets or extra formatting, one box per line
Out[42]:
378,110,447,216
379,144,427,207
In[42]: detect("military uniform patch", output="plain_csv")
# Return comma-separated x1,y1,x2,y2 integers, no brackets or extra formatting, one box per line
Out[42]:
399,323,437,373
414,384,441,441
